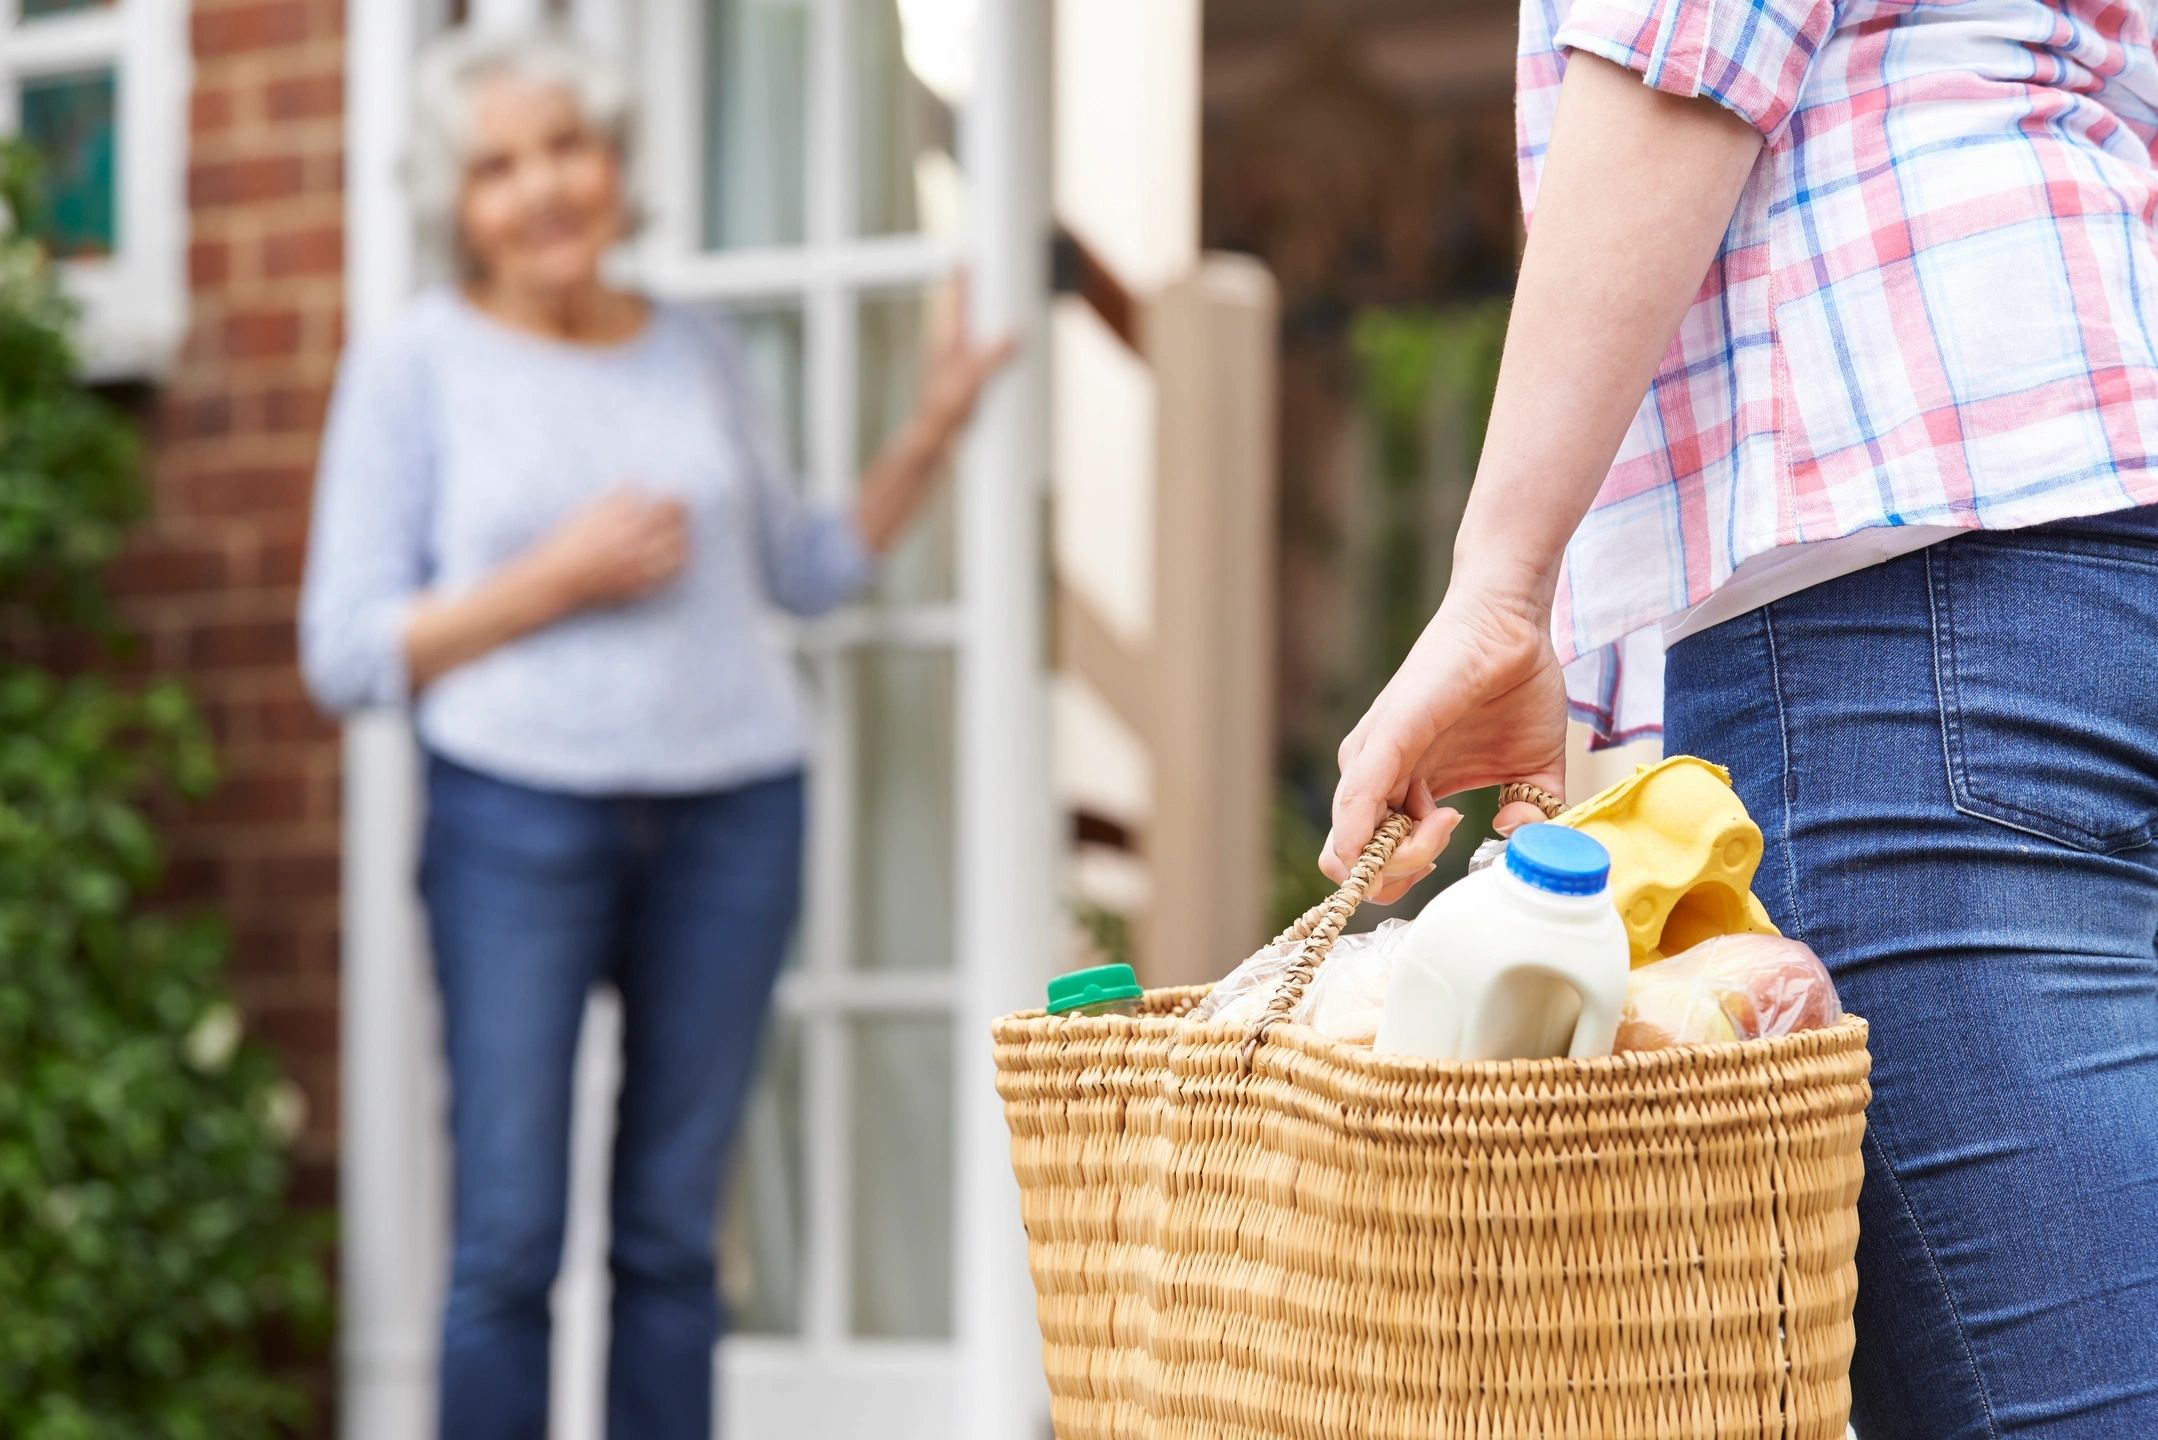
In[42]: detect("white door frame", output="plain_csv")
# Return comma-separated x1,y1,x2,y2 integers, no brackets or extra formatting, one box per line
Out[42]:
338,1,1053,1435
950,3,1056,1435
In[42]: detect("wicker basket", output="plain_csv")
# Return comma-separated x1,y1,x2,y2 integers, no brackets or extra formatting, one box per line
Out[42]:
995,815,1872,1440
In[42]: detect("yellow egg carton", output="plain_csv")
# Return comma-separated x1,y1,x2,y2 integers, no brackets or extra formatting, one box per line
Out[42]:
1553,755,1780,967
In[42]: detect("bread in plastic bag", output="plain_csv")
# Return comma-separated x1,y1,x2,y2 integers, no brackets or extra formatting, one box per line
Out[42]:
1193,919,1410,1044
1466,836,1509,875
1189,938,1301,1027
1614,932,1842,1053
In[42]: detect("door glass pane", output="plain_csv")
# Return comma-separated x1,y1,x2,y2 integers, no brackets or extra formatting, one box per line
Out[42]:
848,1017,954,1337
857,0,969,239
20,70,118,261
704,0,810,249
715,302,808,477
853,648,954,971
860,289,955,604
722,1015,805,1334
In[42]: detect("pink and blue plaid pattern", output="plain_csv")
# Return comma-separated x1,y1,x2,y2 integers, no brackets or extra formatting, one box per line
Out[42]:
1521,0,2158,741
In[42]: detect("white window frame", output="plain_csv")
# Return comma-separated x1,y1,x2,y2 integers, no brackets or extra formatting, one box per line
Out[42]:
631,0,969,1417
0,0,189,379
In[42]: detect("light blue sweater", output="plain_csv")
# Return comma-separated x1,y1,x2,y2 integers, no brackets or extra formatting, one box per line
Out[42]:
299,289,874,794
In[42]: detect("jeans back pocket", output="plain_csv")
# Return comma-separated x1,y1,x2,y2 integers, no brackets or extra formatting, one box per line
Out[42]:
1928,527,2158,854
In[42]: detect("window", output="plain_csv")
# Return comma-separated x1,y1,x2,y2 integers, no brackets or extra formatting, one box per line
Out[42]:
639,0,975,1362
1,0,188,378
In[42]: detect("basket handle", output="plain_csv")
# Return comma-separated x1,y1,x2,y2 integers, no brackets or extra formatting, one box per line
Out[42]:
1237,811,1413,1067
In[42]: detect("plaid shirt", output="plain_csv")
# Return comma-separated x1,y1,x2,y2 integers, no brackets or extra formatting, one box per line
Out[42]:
1521,0,2158,742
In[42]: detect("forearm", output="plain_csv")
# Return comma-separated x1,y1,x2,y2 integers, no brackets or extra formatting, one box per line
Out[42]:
852,411,954,553
402,553,576,693
1452,54,1763,608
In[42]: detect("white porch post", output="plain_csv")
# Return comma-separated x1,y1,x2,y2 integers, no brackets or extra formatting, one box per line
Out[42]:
954,1,1056,1437
469,0,549,28
342,5,443,1439
567,0,638,56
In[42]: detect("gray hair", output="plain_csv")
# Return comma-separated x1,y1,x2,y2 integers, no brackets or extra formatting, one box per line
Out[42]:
405,25,637,278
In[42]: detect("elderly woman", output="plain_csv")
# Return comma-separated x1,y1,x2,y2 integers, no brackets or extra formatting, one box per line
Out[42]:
299,27,1011,1440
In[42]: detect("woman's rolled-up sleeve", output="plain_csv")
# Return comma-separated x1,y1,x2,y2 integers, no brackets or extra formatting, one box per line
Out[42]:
1555,0,1836,139
299,327,435,714
703,316,877,619
755,499,877,618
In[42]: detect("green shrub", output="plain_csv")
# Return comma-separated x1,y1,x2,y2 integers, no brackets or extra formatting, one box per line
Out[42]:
0,140,330,1440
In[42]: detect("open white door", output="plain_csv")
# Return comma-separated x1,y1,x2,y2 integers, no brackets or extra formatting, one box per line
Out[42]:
342,1,1053,1436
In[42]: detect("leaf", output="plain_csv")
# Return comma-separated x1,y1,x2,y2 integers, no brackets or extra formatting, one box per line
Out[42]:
0,138,328,1439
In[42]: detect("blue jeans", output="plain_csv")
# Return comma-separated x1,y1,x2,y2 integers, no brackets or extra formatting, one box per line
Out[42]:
419,754,805,1440
1665,507,2158,1438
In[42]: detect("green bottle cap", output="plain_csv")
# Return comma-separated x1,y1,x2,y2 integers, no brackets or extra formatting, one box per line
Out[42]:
1045,962,1143,1015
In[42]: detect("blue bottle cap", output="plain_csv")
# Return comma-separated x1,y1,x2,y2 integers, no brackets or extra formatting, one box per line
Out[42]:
1502,824,1611,897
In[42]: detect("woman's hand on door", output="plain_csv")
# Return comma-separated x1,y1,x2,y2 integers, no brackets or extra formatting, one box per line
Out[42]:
853,270,1020,554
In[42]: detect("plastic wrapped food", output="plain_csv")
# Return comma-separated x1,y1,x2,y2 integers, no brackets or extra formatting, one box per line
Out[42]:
1614,932,1842,1053
1188,938,1301,1026
1194,920,1410,1044
1465,836,1509,875
1301,921,1407,1045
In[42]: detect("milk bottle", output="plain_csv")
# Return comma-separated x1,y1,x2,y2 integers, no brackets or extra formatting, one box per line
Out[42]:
1373,824,1628,1062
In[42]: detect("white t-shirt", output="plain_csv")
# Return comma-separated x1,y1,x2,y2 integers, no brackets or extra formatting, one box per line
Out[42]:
1661,526,1962,648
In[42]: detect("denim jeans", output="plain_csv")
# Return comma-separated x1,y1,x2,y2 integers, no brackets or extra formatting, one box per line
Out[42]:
419,754,805,1440
1665,507,2158,1438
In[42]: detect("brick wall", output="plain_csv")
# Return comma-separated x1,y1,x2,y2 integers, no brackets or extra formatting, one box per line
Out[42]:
109,0,349,1212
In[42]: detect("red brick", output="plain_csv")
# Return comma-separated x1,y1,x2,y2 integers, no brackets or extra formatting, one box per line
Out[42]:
186,616,299,671
238,666,319,706
171,324,221,373
191,85,239,136
287,1154,337,1210
255,849,341,901
220,308,304,361
257,691,336,746
288,1079,339,1142
191,1,310,59
230,919,327,979
189,694,247,749
113,0,354,1270
188,238,232,288
107,539,229,596
261,381,331,434
265,70,342,123
159,856,228,906
246,998,339,1058
287,1069,340,1140
307,926,345,979
197,769,317,827
305,149,346,198
171,463,311,517
309,769,342,827
166,392,236,441
190,154,309,208
248,529,311,587
42,624,149,677
262,224,341,279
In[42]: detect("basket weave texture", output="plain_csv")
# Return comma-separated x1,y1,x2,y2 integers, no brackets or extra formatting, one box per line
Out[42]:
994,816,1872,1439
